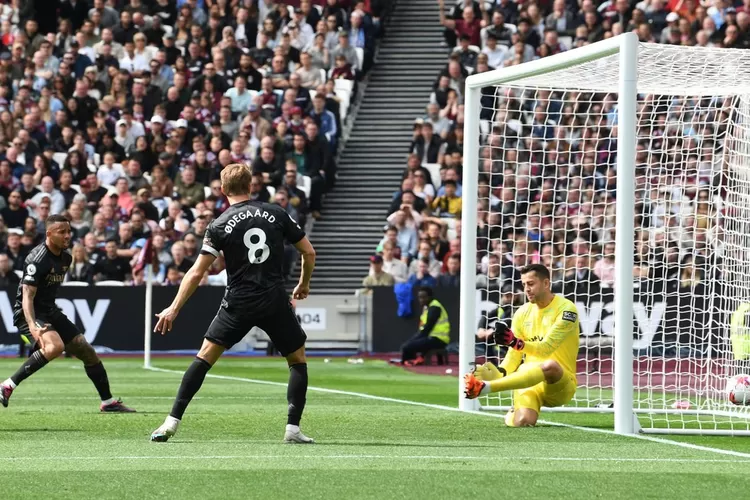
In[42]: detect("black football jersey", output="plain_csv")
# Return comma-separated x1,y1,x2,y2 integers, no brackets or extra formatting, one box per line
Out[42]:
14,244,72,316
201,200,305,310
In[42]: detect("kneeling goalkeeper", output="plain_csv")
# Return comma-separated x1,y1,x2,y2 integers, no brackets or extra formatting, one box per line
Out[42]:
464,264,579,427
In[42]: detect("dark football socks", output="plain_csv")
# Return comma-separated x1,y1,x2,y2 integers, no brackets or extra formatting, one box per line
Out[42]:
84,362,113,401
170,357,212,420
287,363,308,426
9,350,49,386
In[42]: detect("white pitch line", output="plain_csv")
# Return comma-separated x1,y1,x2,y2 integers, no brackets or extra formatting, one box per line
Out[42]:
146,366,750,459
0,455,747,463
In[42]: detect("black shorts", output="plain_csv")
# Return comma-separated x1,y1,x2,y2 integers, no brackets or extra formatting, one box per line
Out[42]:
204,298,307,356
14,309,81,346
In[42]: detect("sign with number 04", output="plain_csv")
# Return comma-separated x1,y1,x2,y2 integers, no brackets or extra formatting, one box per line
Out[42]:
295,308,327,331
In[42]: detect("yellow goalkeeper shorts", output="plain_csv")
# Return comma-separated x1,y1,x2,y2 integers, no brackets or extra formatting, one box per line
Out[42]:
512,364,577,414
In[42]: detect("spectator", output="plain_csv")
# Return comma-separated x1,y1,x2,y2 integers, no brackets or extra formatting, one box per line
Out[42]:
361,255,395,293
437,253,461,287
431,179,461,219
408,258,437,287
1,191,28,229
382,241,408,283
408,240,443,278
66,243,94,284
93,239,132,282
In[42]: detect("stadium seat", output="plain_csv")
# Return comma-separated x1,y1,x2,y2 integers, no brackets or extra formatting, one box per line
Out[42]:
422,163,442,189
313,4,322,14
62,281,89,287
298,175,311,198
204,186,211,198
354,48,364,72
95,281,125,286
70,184,81,193
52,153,67,166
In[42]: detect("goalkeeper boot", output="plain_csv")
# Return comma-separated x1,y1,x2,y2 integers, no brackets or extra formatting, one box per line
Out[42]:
463,373,487,399
283,424,315,444
101,398,136,413
473,362,503,381
0,383,13,408
151,416,180,442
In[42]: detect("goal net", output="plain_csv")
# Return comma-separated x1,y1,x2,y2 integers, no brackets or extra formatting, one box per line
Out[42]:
459,34,750,435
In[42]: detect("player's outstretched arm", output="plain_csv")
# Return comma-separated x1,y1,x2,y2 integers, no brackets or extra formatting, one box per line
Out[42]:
292,236,316,300
154,254,216,334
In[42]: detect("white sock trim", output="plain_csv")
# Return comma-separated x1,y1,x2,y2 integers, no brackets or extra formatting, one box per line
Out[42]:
165,416,181,428
3,378,16,389
286,424,300,433
101,397,115,406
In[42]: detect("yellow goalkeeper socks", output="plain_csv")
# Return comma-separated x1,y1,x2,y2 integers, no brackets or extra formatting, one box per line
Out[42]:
485,365,546,394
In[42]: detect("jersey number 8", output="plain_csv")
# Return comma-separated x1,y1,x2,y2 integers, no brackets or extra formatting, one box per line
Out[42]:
243,228,270,264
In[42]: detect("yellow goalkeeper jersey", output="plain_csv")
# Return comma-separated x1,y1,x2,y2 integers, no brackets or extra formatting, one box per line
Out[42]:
501,294,580,381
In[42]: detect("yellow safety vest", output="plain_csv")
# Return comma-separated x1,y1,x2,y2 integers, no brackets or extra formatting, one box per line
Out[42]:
420,299,450,344
730,303,750,361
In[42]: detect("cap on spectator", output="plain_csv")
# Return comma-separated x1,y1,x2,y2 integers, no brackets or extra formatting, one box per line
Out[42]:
7,228,22,236
666,12,679,22
726,6,736,13
191,90,200,99
150,115,164,125
159,152,173,161
176,118,188,128
248,104,259,112
85,66,97,75
210,120,221,127
137,188,149,197
294,7,303,14
370,255,383,264
69,40,80,48
337,29,347,38
116,119,127,127
459,33,471,42
163,32,175,40
0,52,10,61
290,106,302,116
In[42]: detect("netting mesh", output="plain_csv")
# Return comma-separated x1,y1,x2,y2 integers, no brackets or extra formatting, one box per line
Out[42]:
472,42,750,433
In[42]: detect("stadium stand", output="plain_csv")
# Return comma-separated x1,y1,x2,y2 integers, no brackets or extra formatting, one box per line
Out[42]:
0,0,388,288
363,0,748,300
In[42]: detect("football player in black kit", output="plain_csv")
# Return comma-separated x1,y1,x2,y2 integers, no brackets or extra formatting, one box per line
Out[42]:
151,164,317,443
0,214,135,412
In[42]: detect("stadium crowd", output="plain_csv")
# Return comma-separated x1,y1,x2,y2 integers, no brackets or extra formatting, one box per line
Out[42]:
365,0,734,302
0,0,385,287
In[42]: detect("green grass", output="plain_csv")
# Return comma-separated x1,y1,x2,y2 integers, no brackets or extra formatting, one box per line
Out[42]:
0,357,748,499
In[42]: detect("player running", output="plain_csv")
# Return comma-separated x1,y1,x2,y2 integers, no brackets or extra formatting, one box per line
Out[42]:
0,215,135,413
464,264,579,427
150,164,317,444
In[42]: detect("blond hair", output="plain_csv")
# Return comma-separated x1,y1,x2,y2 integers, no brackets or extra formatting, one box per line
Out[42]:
220,163,253,196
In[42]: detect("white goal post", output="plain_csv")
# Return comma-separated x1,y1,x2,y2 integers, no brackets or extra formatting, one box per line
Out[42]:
459,33,750,435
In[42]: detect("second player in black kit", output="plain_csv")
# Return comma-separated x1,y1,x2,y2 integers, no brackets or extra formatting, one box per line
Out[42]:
0,215,135,412
151,164,317,443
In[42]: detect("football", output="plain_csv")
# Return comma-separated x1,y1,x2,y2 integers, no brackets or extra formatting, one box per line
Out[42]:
727,374,750,406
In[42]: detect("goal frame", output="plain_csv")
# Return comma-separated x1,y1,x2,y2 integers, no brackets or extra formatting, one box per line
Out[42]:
458,33,640,435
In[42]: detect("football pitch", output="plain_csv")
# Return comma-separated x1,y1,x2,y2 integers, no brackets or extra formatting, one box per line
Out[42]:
0,358,748,499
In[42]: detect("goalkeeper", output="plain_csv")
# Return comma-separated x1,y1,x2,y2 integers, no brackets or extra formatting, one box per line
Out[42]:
464,264,579,427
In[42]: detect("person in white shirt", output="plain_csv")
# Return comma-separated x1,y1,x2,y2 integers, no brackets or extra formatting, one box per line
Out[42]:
29,176,66,215
482,33,508,69
382,241,408,283
119,41,149,74
97,152,125,186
